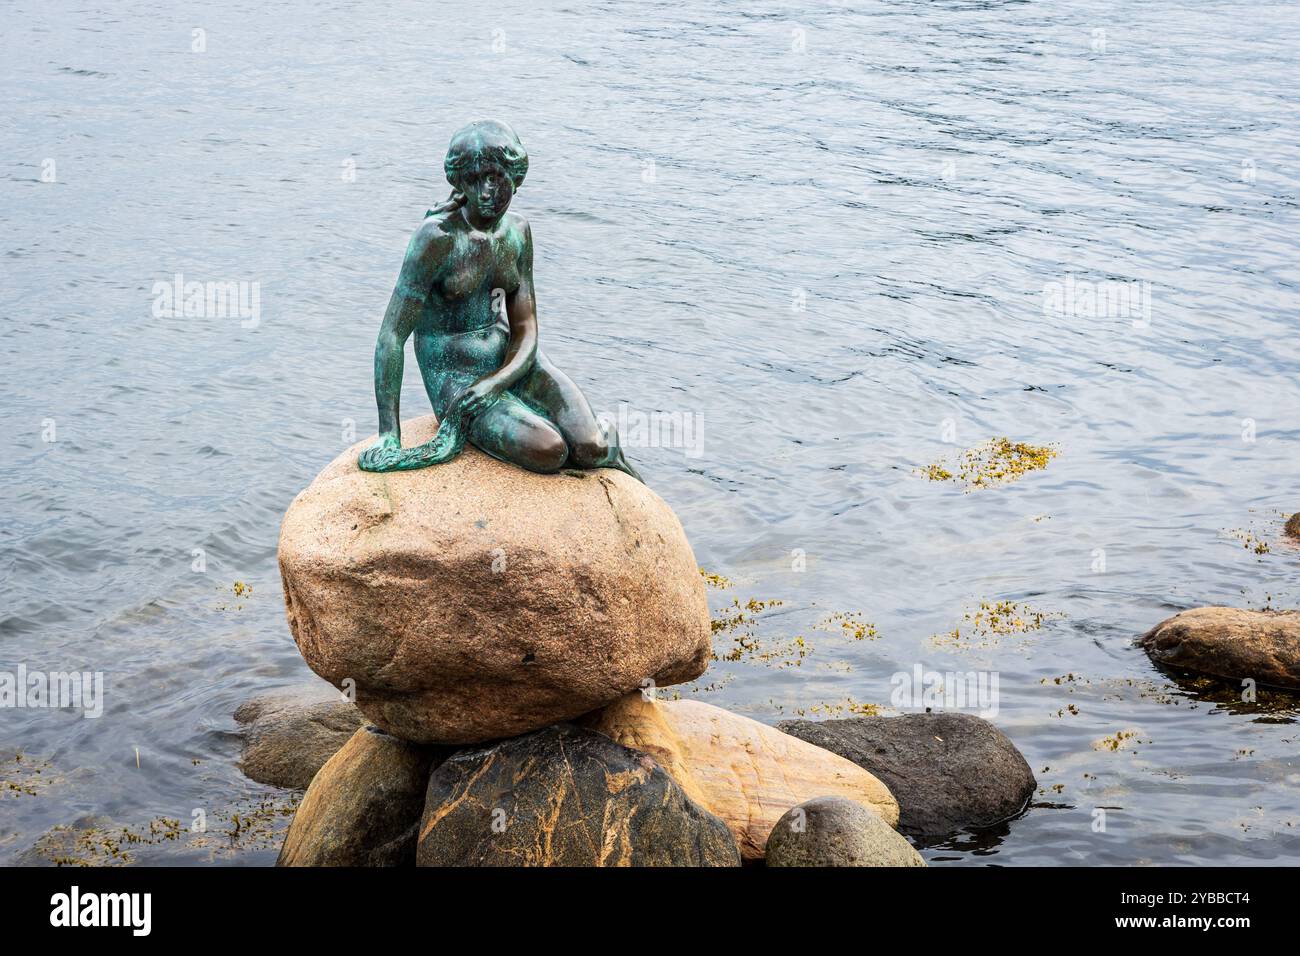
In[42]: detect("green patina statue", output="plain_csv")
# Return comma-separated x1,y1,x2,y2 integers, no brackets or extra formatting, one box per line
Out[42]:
358,120,640,481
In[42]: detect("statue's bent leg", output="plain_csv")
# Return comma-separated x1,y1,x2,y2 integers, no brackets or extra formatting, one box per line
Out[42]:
515,355,642,481
468,393,569,473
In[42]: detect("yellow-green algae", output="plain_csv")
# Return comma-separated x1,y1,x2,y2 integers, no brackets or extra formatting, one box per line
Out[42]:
930,599,1063,648
920,436,1059,491
33,794,301,866
1224,527,1271,555
815,610,878,641
788,697,882,718
697,569,885,706
699,569,733,590
0,751,58,799
1093,729,1149,752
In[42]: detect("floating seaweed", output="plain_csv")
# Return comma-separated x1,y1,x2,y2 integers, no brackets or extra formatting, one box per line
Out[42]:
0,751,59,800
788,697,882,718
920,437,1059,491
815,610,878,641
931,599,1063,649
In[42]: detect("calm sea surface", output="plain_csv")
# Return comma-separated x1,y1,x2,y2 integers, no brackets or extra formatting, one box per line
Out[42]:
3,0,1299,865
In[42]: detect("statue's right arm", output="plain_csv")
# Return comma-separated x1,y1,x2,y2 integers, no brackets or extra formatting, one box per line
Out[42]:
373,221,449,442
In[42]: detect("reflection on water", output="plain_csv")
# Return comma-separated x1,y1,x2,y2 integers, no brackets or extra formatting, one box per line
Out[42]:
2,0,1299,865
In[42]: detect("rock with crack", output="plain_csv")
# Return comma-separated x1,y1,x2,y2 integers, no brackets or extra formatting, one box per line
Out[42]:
278,414,711,744
416,724,740,866
580,693,899,861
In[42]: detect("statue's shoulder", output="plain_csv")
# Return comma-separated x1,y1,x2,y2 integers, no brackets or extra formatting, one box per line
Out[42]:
503,212,532,252
408,212,458,257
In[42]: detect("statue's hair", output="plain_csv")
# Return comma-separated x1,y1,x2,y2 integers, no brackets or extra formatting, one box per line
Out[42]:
443,120,529,190
428,121,528,217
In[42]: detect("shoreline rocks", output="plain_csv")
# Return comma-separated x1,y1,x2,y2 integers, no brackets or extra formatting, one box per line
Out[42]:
277,415,711,744
765,796,926,868
278,726,449,867
234,690,363,789
778,713,1036,839
416,724,740,867
1285,512,1300,540
1139,606,1300,690
581,693,899,861
267,418,1043,867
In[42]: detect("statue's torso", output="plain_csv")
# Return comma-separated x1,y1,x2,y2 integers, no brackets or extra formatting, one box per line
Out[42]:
412,213,528,410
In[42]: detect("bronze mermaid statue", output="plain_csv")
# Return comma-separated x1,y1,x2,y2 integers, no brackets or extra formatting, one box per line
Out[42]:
358,120,640,481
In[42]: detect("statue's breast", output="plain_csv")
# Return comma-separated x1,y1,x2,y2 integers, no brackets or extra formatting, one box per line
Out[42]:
438,232,521,302
439,233,492,300
492,261,521,295
440,261,487,301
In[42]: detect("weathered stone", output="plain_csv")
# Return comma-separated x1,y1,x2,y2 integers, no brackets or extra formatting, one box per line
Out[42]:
278,726,449,867
1139,606,1300,690
581,693,899,860
416,724,740,867
234,689,364,789
1285,512,1300,540
778,713,1035,838
278,415,711,744
765,796,926,868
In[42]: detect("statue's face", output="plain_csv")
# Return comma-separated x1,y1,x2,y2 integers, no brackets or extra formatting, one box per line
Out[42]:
458,162,514,224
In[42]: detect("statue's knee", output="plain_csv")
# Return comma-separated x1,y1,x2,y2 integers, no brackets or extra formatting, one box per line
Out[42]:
525,429,568,472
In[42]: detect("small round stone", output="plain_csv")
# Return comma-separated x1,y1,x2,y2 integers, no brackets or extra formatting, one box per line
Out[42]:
765,796,926,867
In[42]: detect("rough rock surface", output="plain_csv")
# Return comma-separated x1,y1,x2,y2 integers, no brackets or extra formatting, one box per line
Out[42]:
234,689,364,789
278,726,449,867
1139,606,1300,690
581,693,899,860
1285,512,1300,540
765,796,926,867
416,724,740,867
778,713,1035,838
278,414,711,744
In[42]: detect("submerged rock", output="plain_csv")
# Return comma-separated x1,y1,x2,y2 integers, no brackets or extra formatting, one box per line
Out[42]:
777,713,1035,839
278,725,449,867
765,796,926,868
277,415,711,745
581,693,899,860
234,689,364,789
1139,606,1300,690
15,816,127,867
416,724,739,867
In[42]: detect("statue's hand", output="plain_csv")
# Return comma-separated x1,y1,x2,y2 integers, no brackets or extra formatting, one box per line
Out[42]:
456,378,505,420
358,432,402,472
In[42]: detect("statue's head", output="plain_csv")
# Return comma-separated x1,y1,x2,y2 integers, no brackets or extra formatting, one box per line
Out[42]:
444,120,529,224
